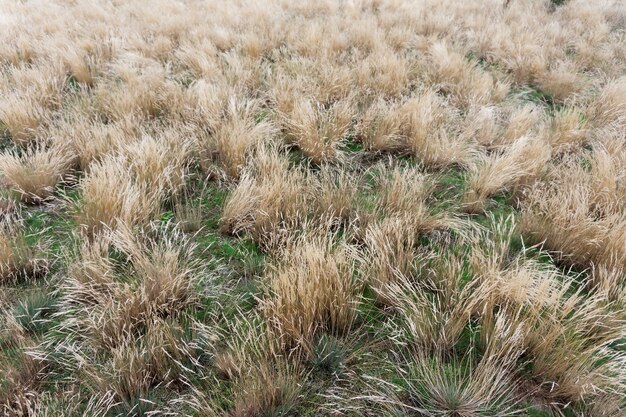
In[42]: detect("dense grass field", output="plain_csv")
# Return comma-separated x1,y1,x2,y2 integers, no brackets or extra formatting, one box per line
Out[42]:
1,0,625,415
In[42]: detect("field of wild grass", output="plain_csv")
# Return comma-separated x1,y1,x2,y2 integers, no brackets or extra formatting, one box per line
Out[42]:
1,0,625,415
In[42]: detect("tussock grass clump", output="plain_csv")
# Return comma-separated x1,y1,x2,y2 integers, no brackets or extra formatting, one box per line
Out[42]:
5,65,65,111
261,232,360,355
0,311,46,416
591,266,626,304
198,97,275,179
461,105,501,148
74,128,189,235
0,191,18,216
427,41,509,109
536,59,585,102
51,224,208,412
12,290,56,335
356,98,404,153
187,358,304,417
122,131,191,195
60,224,200,350
77,316,202,409
586,78,626,129
230,359,304,417
463,136,551,213
51,116,138,171
361,216,423,301
500,103,546,147
0,145,73,204
483,264,626,409
0,95,47,146
92,69,172,122
282,97,354,164
360,165,466,302
549,107,588,153
359,293,525,416
74,154,163,235
59,45,112,87
383,246,485,353
374,164,462,233
519,153,626,275
469,218,626,410
0,68,64,146
185,313,304,416
212,314,277,382
383,346,523,417
220,145,310,251
312,167,360,224
353,50,413,98
398,90,475,168
0,220,43,284
376,164,433,216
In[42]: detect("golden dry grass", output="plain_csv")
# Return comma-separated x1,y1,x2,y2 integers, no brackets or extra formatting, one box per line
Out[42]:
0,145,72,204
1,0,625,415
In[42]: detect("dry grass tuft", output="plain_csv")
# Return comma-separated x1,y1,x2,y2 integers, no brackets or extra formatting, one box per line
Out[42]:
586,78,626,129
0,95,47,146
63,224,199,350
500,104,546,147
361,306,524,416
220,145,309,251
376,165,430,214
519,154,626,274
356,99,403,153
51,116,138,172
463,136,551,213
427,41,509,109
461,105,501,148
354,50,413,98
199,98,275,179
230,359,304,417
261,232,359,354
121,131,191,195
374,164,462,233
469,217,626,409
393,346,522,417
0,145,73,204
549,107,588,154
397,90,474,168
0,219,43,284
312,167,360,224
282,97,353,164
386,251,477,353
488,273,625,408
536,60,585,102
0,312,46,416
361,216,423,302
74,154,163,235
92,70,171,122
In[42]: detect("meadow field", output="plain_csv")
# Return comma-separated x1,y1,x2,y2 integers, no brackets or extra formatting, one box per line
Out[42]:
1,0,625,415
